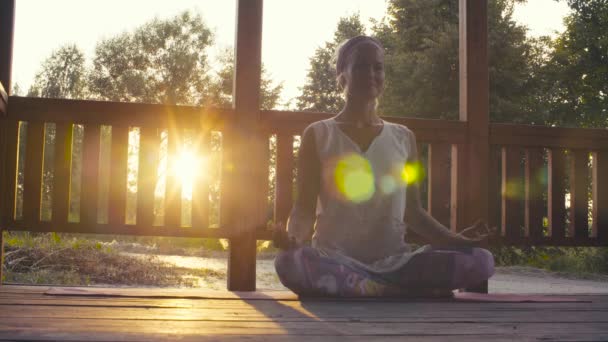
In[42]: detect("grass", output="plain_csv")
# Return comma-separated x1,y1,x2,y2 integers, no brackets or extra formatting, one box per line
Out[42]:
490,245,608,279
3,231,607,287
2,232,224,287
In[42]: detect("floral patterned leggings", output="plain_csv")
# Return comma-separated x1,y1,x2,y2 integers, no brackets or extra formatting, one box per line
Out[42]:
274,246,495,297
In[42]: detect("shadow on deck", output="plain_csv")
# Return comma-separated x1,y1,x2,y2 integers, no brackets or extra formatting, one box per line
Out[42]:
1,285,607,341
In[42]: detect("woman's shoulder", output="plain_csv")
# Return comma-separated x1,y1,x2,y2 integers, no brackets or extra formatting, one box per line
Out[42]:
383,121,415,142
302,118,334,138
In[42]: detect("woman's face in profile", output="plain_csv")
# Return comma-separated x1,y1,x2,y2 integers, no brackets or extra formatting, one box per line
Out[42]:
343,43,385,100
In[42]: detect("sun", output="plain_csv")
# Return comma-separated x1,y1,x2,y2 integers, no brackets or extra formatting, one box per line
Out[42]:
171,148,207,200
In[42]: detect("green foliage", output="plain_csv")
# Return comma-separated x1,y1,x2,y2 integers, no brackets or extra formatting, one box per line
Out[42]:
89,11,212,104
27,44,87,99
373,0,542,121
205,48,283,109
296,14,366,112
540,0,608,128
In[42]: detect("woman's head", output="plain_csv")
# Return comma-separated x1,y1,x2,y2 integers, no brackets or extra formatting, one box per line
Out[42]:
335,36,385,101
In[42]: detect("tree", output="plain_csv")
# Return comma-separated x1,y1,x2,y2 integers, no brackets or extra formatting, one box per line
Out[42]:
88,10,213,105
296,14,366,113
372,0,541,122
27,44,87,99
541,0,608,128
205,48,283,110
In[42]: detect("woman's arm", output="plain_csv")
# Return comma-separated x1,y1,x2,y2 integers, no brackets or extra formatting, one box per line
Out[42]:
282,125,321,247
403,129,489,247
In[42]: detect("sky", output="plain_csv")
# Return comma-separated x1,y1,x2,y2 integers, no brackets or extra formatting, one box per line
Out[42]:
11,0,571,106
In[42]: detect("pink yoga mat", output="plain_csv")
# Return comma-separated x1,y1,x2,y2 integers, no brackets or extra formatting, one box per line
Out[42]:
45,287,590,303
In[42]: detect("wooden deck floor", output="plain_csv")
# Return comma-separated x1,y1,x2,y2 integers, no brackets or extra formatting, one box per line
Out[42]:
0,286,607,341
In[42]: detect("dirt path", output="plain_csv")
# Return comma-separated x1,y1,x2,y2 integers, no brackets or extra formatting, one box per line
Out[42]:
124,252,608,294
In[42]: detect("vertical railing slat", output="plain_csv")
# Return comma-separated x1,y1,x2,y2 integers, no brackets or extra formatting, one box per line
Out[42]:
22,122,45,225
108,126,129,226
428,143,450,228
274,133,294,225
1,119,19,222
570,149,589,238
525,148,544,239
487,147,501,234
548,148,567,240
501,147,523,239
450,144,467,232
164,130,181,228
136,127,158,229
192,131,210,229
51,122,73,225
80,124,100,225
592,151,608,241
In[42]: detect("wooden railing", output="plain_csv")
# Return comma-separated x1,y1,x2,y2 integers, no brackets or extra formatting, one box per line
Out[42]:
3,96,607,247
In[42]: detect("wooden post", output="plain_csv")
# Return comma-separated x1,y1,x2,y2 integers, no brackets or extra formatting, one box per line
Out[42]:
223,0,265,291
458,0,490,293
0,0,15,93
0,0,15,285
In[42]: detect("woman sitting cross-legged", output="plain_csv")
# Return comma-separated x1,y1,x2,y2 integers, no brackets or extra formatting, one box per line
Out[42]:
273,35,495,297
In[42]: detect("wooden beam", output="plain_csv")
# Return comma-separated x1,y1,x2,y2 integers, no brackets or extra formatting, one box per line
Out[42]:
457,0,490,230
225,0,265,291
0,0,15,94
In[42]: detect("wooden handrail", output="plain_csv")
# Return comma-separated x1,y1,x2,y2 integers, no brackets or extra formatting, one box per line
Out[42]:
491,123,608,150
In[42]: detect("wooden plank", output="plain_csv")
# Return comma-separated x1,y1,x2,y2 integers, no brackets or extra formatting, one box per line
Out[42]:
501,147,523,239
428,143,450,227
164,129,181,228
192,131,210,229
569,149,589,238
7,96,230,129
524,148,544,239
0,0,15,93
487,147,501,232
274,133,293,225
0,119,18,223
450,144,467,232
458,0,490,230
548,149,567,240
108,126,129,225
51,122,73,225
491,123,608,150
225,0,265,291
80,124,101,225
136,127,158,229
22,121,45,225
592,151,608,242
